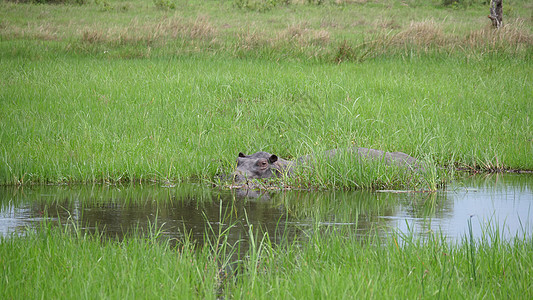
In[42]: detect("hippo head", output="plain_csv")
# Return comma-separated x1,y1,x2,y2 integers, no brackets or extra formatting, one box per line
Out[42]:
232,152,280,182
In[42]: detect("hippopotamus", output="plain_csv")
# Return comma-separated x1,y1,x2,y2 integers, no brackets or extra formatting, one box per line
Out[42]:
232,147,423,182
233,151,294,182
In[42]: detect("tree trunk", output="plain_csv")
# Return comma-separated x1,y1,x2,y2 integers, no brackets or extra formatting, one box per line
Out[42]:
488,0,503,28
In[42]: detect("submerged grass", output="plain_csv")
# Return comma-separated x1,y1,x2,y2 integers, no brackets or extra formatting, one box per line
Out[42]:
1,217,531,298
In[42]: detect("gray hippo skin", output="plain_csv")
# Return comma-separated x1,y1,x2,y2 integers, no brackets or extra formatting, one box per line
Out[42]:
233,152,294,182
232,147,423,182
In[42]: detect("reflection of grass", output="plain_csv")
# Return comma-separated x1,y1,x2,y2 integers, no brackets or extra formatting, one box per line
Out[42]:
1,218,531,298
274,189,397,221
0,183,216,210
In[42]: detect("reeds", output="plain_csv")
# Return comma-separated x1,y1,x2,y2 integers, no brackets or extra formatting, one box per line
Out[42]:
1,216,531,298
1,51,530,188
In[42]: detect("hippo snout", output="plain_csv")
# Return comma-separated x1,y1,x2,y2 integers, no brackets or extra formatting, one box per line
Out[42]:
231,170,247,183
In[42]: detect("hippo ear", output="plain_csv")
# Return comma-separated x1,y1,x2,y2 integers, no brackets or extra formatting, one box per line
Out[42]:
268,155,278,164
238,152,246,158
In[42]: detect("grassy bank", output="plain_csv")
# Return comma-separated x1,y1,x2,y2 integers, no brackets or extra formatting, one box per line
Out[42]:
1,54,531,187
1,0,532,189
1,222,531,298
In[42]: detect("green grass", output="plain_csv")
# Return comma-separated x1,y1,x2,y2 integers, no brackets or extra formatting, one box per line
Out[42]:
1,1,531,297
0,223,221,299
1,0,532,189
1,219,531,298
1,0,532,61
228,226,533,299
1,54,531,188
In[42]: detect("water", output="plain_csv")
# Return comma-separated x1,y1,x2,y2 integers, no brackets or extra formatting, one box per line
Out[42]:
0,174,532,245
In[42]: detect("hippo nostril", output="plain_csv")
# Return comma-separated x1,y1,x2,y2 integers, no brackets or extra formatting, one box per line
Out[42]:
232,172,246,183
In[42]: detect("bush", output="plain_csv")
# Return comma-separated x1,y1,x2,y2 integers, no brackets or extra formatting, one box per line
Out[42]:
307,0,325,5
7,0,88,4
234,0,289,12
153,0,176,10
441,0,489,8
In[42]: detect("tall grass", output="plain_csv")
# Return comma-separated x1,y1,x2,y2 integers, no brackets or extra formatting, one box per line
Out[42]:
227,222,533,298
1,217,531,298
0,0,532,61
1,0,532,189
1,53,531,188
0,221,221,299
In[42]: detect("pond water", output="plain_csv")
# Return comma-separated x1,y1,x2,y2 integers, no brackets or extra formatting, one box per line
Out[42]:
0,174,532,246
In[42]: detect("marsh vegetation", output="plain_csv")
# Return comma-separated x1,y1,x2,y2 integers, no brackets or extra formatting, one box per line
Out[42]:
1,175,532,298
2,218,532,299
1,53,531,189
1,0,532,297
1,0,532,189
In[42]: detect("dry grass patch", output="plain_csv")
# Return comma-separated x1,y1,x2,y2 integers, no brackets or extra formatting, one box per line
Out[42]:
276,23,331,46
465,19,533,51
3,1,532,61
391,20,448,48
160,15,218,40
235,29,268,51
351,19,533,56
373,18,401,30
0,21,60,41
80,16,218,46
81,29,103,44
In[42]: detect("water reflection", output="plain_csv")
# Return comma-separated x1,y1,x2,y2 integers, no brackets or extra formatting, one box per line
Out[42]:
393,173,533,241
0,184,298,251
0,174,532,245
